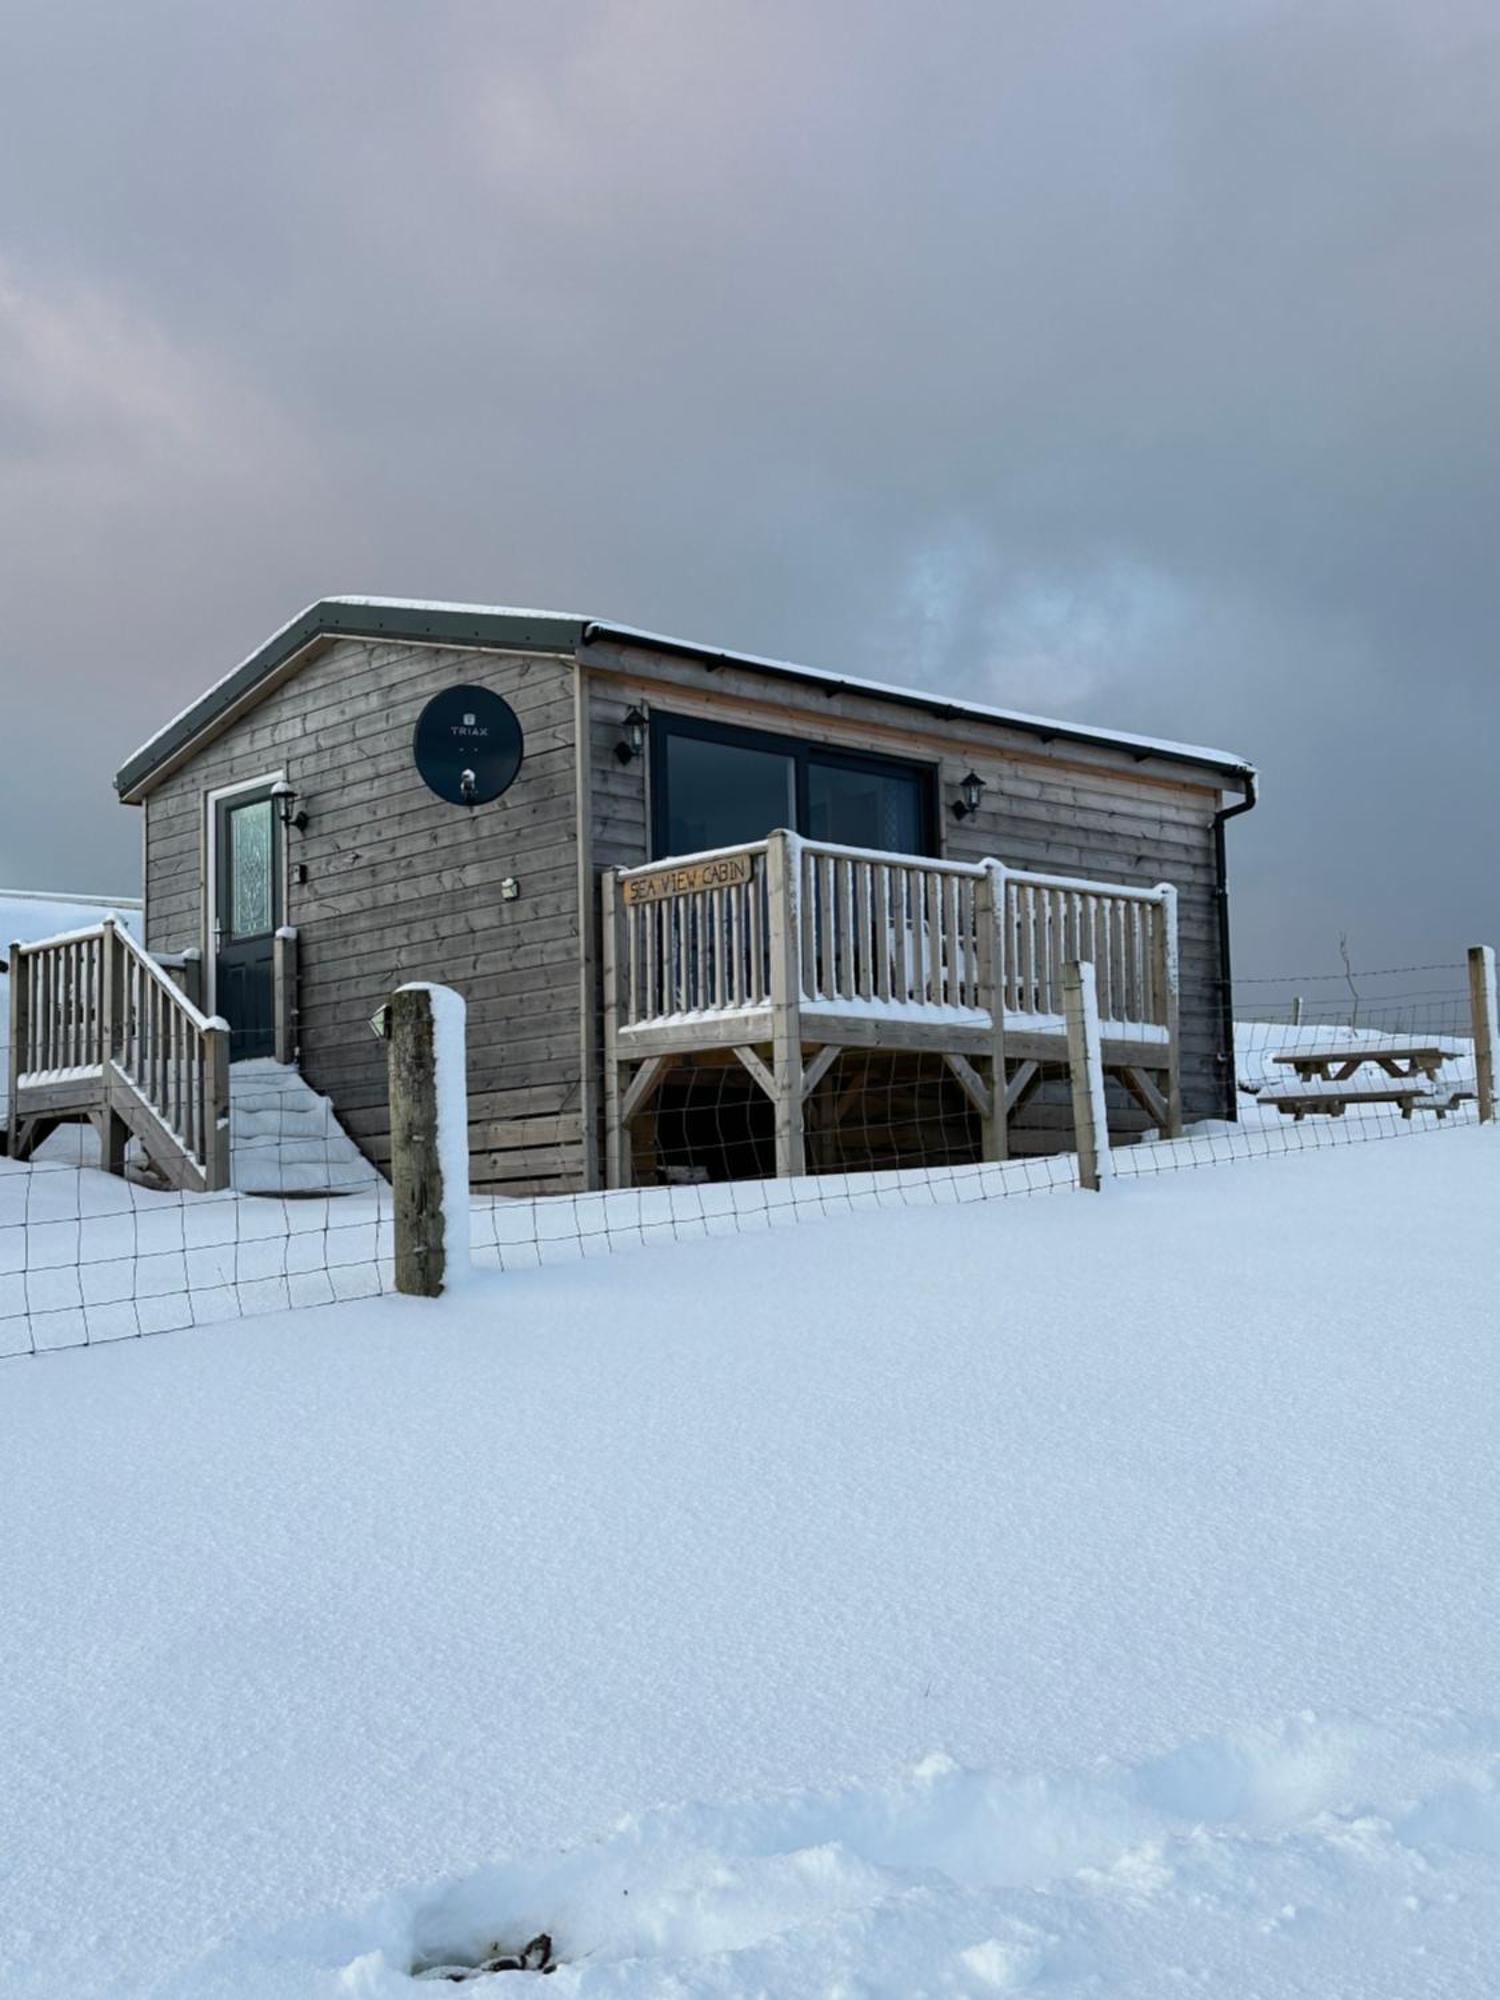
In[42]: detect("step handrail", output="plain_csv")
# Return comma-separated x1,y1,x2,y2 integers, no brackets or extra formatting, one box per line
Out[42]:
8,920,231,1191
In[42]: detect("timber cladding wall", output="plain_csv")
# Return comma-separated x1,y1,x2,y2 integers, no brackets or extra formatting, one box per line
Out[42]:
581,640,1236,1137
137,624,1239,1202
142,636,587,1196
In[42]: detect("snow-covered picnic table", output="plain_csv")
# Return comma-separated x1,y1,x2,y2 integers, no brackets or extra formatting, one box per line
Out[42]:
1258,1040,1470,1120
1271,1040,1463,1084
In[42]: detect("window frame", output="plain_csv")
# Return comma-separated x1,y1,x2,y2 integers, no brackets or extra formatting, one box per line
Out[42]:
648,710,940,861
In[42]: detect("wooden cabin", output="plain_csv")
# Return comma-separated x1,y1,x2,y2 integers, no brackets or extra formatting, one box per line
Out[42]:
9,598,1255,1195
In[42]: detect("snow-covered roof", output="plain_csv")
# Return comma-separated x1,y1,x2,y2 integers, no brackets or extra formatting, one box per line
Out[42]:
116,596,1254,799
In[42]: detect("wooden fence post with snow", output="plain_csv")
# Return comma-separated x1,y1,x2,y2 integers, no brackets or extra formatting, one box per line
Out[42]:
1063,958,1111,1192
387,982,471,1296
1468,945,1498,1125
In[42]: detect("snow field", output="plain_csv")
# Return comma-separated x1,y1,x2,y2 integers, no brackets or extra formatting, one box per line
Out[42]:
323,1711,1500,1995
3,1132,1499,1994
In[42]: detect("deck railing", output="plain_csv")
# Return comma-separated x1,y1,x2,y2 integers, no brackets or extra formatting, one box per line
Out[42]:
615,840,774,1025
1001,871,1176,1031
7,920,230,1191
796,844,988,1014
606,833,1177,1040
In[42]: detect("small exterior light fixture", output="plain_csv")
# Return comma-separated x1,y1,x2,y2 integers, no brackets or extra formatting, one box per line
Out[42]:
616,706,648,764
951,770,986,821
270,779,309,832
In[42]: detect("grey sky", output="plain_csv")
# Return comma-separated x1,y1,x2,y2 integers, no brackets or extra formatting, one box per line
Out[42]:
1,0,1496,976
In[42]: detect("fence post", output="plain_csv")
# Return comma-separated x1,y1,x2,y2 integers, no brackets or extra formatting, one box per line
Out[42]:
5,939,24,1158
766,830,806,1178
273,927,299,1066
975,862,1009,1160
1064,958,1111,1191
1468,945,1498,1124
388,982,471,1297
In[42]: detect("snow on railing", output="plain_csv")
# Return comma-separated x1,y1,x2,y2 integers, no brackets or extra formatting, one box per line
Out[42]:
607,834,1177,1036
7,922,229,1191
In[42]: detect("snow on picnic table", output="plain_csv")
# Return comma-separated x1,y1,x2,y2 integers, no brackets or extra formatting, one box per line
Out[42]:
4,1134,1500,1996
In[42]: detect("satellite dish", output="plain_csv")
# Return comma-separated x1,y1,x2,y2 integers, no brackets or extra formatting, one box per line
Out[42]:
413,684,525,807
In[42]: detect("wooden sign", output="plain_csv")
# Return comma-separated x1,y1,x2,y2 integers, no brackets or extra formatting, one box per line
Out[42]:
623,852,755,906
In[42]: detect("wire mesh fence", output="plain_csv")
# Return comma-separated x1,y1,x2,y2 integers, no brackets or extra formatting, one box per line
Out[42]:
592,958,1486,1189
2,951,1492,1361
0,1156,392,1358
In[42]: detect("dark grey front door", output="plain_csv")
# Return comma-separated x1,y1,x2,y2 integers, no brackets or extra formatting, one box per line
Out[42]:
215,790,281,1060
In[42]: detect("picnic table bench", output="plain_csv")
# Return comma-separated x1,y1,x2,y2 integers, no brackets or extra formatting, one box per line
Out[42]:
1257,1041,1471,1121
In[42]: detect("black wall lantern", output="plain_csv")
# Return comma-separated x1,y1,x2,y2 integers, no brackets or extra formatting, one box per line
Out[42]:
951,769,986,821
271,779,309,832
615,706,648,765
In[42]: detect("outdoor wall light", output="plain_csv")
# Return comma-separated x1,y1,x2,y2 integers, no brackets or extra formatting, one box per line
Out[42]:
951,770,986,821
616,706,648,764
271,779,309,832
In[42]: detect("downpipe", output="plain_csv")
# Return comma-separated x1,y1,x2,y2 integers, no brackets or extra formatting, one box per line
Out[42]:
1214,772,1258,1119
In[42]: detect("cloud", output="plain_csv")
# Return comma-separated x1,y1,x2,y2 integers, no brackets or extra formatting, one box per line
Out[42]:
0,260,337,883
0,0,1496,968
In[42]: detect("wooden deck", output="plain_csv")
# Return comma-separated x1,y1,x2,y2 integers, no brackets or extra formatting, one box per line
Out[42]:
601,831,1181,1183
6,920,230,1191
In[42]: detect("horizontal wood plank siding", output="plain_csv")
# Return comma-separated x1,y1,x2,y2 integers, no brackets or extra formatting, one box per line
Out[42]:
582,642,1239,1135
143,636,585,1195
140,623,1243,1204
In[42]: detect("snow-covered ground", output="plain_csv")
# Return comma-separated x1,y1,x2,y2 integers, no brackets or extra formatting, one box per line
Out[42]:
4,1132,1500,1996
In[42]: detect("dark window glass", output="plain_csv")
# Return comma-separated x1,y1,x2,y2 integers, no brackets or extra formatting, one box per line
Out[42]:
806,758,925,854
661,732,796,855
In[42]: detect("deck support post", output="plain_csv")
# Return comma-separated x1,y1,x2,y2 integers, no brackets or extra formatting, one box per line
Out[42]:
601,870,629,1188
1064,958,1111,1192
767,830,806,1178
976,862,1010,1160
1469,945,1498,1123
1153,883,1183,1139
